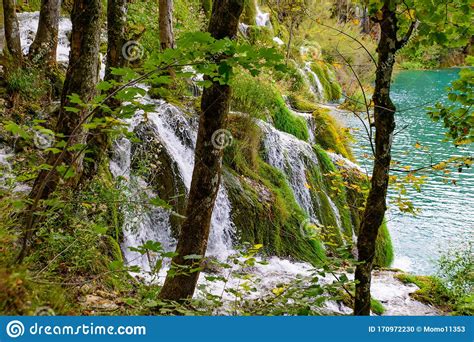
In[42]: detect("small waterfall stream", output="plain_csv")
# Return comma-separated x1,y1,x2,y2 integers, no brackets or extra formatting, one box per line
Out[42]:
256,5,271,28
259,120,321,221
110,96,236,271
17,12,72,63
301,62,325,100
7,11,443,316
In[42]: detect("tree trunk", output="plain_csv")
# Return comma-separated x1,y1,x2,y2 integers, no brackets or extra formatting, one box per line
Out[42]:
28,0,60,66
3,0,23,64
159,0,175,51
286,18,295,64
80,0,128,178
159,0,244,302
105,0,128,81
18,0,102,262
354,1,398,316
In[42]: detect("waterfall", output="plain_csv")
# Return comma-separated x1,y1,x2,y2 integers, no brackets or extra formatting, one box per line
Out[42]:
301,62,325,100
256,5,271,27
110,95,235,271
258,120,345,233
17,12,72,63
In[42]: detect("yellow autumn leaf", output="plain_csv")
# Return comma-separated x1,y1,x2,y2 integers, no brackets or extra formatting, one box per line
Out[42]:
272,287,285,296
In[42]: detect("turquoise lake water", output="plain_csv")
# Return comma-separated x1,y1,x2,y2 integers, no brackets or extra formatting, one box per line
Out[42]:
350,69,473,275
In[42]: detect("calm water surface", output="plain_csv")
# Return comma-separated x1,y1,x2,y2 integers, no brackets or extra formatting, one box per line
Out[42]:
348,69,473,274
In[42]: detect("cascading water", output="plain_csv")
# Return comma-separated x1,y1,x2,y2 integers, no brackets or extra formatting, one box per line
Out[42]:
110,96,236,271
258,120,345,234
301,62,325,100
255,7,271,27
10,11,444,316
17,12,72,63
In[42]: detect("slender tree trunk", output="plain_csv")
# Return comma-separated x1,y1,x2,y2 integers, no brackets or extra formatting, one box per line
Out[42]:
79,0,128,179
159,0,244,301
286,18,295,64
3,0,23,65
18,0,102,263
354,1,398,316
28,0,60,66
158,0,175,51
105,0,128,81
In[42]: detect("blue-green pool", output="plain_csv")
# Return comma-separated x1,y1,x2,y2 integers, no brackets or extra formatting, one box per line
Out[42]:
351,69,473,274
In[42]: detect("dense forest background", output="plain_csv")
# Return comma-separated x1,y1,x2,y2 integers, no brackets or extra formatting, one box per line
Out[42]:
0,0,472,316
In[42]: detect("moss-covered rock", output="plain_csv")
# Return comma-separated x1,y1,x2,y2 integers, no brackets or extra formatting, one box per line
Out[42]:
273,96,309,141
224,169,325,263
373,220,394,268
310,61,342,102
131,123,188,234
223,115,325,263
313,145,354,242
311,107,353,159
246,25,274,46
241,0,257,25
230,73,309,141
287,94,319,113
395,274,455,313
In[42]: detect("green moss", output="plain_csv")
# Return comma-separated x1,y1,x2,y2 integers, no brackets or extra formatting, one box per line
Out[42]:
273,96,309,141
242,0,257,25
395,274,454,311
230,73,276,120
223,116,325,264
374,220,394,268
313,145,353,241
310,62,342,102
5,67,49,101
246,25,274,46
333,165,394,267
395,274,473,315
312,108,353,159
288,94,319,112
370,298,385,315
230,73,309,141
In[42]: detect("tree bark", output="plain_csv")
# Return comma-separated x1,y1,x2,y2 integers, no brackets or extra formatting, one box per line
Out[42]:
159,0,244,302
28,0,60,66
79,0,128,179
18,0,102,262
354,1,398,316
159,0,175,51
105,0,128,81
3,0,23,65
